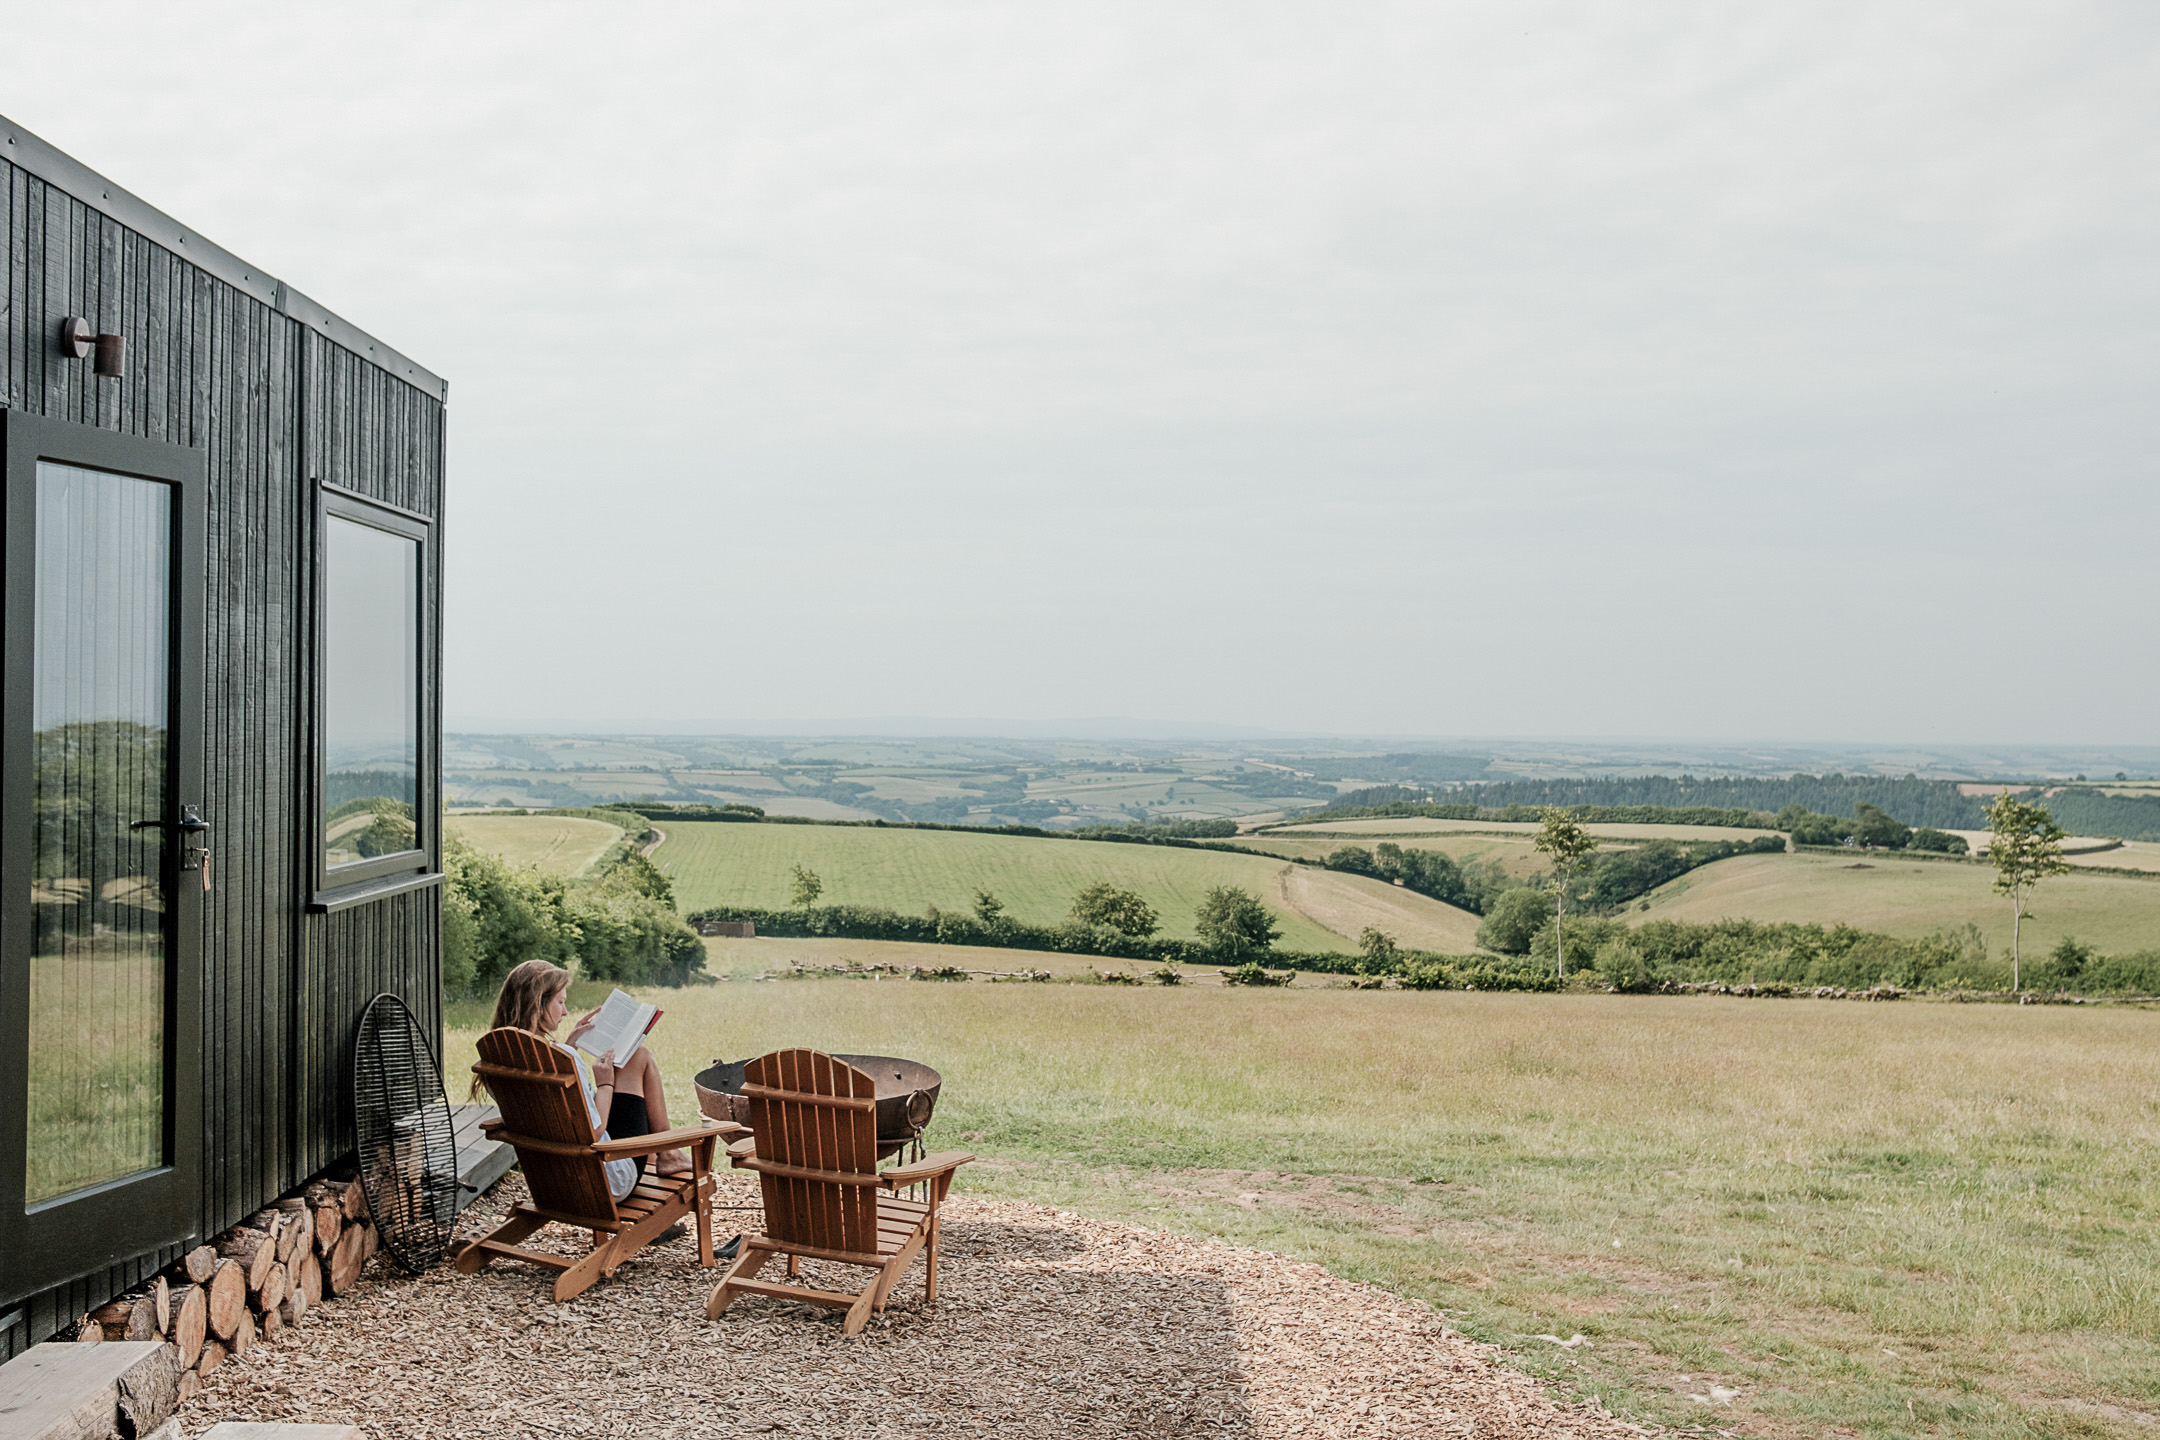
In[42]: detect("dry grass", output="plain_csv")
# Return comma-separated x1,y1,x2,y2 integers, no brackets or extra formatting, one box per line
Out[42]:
1274,864,1485,950
1637,851,2160,954
443,814,625,877
443,955,2160,1436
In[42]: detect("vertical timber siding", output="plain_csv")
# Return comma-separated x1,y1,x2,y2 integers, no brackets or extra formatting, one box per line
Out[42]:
0,156,443,1353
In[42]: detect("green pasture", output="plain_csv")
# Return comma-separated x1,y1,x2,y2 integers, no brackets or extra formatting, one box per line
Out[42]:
444,813,626,877
1272,817,1779,842
1638,851,2160,955
644,819,1484,953
1232,830,1561,880
444,950,2160,1438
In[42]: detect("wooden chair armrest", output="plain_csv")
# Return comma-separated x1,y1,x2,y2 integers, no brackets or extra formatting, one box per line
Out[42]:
592,1121,739,1158
480,1118,505,1137
879,1150,975,1186
726,1136,757,1160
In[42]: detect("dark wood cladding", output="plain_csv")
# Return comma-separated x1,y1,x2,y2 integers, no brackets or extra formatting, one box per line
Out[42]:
1,154,443,1353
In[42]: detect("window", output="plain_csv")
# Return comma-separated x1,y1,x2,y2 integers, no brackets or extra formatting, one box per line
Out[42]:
316,489,432,897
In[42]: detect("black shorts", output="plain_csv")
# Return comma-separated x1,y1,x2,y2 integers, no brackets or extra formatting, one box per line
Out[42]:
607,1092,652,1180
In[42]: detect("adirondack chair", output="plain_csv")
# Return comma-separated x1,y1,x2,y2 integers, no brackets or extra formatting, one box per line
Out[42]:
705,1048,973,1336
454,1027,737,1301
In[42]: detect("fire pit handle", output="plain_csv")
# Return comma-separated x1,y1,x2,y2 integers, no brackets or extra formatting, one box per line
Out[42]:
903,1088,934,1136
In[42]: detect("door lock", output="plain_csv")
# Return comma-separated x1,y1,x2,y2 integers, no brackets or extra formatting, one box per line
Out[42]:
131,804,212,871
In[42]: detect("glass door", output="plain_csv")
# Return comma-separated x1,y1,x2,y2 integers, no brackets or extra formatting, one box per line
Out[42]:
1,414,202,1303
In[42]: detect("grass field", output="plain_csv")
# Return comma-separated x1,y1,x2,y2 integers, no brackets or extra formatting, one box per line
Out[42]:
646,820,1484,953
2069,840,2160,874
445,949,2160,1438
444,814,625,877
1637,851,2160,955
1236,831,1569,880
1272,817,1779,842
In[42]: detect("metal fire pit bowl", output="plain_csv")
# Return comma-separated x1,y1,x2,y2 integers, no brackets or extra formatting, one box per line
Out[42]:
694,1053,942,1160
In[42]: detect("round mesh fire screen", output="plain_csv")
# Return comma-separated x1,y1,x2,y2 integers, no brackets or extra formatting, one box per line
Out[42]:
352,992,462,1273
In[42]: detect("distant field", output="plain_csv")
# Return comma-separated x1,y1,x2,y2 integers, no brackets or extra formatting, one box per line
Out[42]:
649,821,1483,954
1943,832,2160,874
444,814,624,876
2071,839,2160,873
1235,832,1566,881
1274,864,1485,950
1274,817,1777,842
1637,851,2160,954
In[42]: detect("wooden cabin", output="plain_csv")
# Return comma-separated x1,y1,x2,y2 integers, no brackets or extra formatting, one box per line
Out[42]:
0,115,445,1355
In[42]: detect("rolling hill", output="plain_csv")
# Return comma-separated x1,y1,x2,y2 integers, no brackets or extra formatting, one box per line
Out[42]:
1633,851,2160,955
648,820,1485,954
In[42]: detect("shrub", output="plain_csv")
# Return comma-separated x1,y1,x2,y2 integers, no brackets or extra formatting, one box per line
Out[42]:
1594,936,1658,992
441,834,706,997
1476,888,1553,954
1194,886,1281,960
1070,883,1161,937
1221,962,1294,987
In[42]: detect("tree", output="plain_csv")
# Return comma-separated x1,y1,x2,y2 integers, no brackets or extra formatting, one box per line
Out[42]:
1475,887,1553,955
1533,809,1599,979
1357,927,1401,974
788,863,824,909
1851,802,1912,850
1069,883,1159,937
1985,793,2067,991
354,812,417,859
972,888,1006,924
1193,886,1280,960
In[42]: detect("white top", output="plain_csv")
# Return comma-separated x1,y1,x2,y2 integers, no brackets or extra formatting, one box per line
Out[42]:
556,1041,639,1202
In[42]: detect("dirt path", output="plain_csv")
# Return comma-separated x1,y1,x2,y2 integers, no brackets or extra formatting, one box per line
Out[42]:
641,824,667,859
184,1175,1642,1439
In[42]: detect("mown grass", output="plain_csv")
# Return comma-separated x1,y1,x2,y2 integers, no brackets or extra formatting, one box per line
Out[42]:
1639,851,2160,956
445,941,2160,1437
644,819,1481,954
443,814,626,877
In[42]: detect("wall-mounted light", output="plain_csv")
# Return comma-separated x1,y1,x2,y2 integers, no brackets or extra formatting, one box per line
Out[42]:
59,318,126,379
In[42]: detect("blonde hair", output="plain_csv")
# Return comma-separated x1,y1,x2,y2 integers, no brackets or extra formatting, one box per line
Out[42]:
471,959,573,1099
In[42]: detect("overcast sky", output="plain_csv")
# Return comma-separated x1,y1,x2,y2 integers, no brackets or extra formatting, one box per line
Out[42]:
4,4,2154,742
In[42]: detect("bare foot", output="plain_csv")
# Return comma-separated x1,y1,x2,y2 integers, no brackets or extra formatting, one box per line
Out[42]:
654,1151,692,1178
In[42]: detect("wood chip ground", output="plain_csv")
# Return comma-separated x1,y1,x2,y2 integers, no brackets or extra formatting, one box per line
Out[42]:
182,1172,1644,1439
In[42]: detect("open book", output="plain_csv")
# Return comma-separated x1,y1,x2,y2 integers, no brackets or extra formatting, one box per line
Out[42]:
574,988,664,1066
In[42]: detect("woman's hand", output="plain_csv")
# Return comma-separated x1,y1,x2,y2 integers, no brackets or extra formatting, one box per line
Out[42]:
592,1054,618,1088
565,1006,602,1046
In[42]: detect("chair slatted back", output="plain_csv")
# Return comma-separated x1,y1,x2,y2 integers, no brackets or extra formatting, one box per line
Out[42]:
742,1049,879,1258
475,1028,618,1223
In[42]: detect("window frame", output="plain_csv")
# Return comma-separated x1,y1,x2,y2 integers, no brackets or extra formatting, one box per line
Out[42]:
0,411,206,1304
310,484,437,909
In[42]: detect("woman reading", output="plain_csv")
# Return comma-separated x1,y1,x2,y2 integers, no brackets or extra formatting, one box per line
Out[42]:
478,959,691,1192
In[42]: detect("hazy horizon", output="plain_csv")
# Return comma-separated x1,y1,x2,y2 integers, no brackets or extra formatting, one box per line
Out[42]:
5,4,2154,744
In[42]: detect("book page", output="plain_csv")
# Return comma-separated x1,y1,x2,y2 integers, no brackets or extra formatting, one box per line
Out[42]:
575,988,648,1064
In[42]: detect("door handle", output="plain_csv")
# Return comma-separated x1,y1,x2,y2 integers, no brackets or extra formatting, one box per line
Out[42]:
131,805,211,871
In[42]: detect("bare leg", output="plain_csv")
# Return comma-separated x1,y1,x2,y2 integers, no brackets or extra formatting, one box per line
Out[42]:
619,1048,689,1176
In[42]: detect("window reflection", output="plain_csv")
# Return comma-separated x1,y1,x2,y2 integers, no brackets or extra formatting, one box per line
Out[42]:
323,514,420,869
29,463,169,1203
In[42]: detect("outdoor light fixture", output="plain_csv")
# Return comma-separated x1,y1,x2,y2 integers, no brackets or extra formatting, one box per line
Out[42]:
59,317,126,378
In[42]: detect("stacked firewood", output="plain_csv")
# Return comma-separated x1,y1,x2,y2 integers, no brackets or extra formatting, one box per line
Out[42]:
74,1179,379,1400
